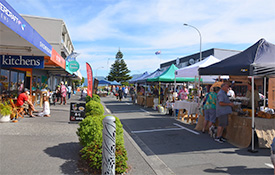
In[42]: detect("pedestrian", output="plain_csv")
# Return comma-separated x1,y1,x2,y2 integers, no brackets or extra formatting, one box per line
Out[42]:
60,81,67,105
129,86,135,103
118,87,123,101
124,86,128,98
38,94,50,117
67,84,72,99
215,83,234,143
16,88,37,117
202,87,219,134
178,85,189,100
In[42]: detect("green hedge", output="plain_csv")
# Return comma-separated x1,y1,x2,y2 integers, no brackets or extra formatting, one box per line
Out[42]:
85,100,104,117
86,94,101,103
77,115,128,174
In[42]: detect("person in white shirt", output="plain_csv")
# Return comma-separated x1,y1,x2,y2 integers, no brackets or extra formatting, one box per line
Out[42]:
38,95,50,117
67,85,72,99
227,87,235,98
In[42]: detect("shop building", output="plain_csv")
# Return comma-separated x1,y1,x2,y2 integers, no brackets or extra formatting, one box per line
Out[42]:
21,15,81,90
160,48,241,70
0,0,69,97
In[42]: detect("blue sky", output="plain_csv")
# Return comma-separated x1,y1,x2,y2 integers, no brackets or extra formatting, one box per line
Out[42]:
7,0,275,78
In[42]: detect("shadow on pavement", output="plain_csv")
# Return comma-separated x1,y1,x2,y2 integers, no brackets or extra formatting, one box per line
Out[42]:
204,165,273,174
44,142,82,174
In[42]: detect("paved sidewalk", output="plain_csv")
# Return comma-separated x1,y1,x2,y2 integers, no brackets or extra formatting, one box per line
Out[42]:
0,92,155,175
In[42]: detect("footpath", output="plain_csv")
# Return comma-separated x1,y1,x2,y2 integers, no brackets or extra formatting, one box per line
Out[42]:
0,92,156,175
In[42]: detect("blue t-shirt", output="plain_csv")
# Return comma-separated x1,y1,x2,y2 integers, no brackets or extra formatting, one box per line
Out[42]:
216,89,232,117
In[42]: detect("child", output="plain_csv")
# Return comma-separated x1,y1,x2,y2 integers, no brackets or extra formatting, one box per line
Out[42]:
38,95,50,117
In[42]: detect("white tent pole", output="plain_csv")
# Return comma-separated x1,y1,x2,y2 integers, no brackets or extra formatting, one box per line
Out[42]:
251,76,255,151
264,77,266,108
174,72,177,92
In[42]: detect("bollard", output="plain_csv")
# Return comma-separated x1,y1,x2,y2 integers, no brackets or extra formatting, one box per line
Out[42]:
102,116,116,175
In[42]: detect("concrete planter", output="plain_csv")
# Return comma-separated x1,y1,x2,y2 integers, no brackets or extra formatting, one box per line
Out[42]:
0,115,10,123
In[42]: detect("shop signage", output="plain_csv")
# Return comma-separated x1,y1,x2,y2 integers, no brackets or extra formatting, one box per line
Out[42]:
50,49,66,69
68,60,79,72
0,55,44,68
0,0,52,56
70,103,86,121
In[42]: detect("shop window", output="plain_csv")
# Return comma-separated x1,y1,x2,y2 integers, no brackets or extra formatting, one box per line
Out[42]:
0,69,9,92
10,71,18,92
18,72,25,93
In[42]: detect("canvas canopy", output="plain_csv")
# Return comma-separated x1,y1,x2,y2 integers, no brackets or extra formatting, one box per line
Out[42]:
129,71,149,83
98,80,121,86
175,55,222,83
147,64,199,82
199,38,275,76
136,68,164,83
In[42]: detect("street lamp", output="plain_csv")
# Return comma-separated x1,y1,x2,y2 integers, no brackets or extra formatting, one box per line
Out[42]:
96,66,104,77
183,23,202,61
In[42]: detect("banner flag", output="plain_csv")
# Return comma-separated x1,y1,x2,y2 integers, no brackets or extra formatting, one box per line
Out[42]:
86,62,93,98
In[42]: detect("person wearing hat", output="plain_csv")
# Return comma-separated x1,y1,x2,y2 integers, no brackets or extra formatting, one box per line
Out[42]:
16,88,37,117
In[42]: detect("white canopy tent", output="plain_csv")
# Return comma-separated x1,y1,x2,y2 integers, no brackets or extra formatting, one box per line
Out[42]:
175,55,227,84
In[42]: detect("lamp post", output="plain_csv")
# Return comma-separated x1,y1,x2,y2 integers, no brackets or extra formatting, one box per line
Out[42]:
183,23,202,61
96,66,104,77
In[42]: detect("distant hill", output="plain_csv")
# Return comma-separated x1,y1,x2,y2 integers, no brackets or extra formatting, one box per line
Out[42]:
83,76,106,86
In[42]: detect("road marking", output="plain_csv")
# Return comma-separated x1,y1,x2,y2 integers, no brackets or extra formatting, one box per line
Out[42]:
124,102,131,105
105,107,111,114
265,163,274,168
131,123,200,135
140,108,150,114
173,123,200,135
132,127,183,134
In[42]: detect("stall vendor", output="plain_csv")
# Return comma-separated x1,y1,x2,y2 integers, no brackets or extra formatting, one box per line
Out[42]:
245,82,260,109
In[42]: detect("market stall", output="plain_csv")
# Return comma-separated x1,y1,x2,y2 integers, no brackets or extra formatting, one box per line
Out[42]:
199,38,275,150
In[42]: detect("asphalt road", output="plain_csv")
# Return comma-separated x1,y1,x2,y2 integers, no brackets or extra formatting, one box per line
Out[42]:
102,95,274,175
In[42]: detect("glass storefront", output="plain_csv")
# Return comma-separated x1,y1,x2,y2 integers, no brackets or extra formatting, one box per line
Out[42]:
0,68,25,97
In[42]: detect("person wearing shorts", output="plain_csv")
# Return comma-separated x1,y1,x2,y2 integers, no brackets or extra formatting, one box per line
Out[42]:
215,83,234,143
202,87,219,134
16,88,37,117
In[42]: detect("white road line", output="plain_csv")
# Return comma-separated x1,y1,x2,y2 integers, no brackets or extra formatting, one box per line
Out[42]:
140,108,150,114
105,107,111,114
173,123,200,135
131,127,183,134
265,163,274,168
131,123,200,135
124,102,131,105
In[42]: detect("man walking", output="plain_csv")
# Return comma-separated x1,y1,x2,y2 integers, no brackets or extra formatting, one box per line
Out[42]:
215,83,234,143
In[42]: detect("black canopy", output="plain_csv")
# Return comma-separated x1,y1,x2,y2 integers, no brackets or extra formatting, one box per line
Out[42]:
199,38,275,76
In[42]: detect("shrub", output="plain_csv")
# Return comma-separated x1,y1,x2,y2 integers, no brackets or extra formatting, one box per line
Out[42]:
86,94,101,103
85,100,104,117
77,115,128,174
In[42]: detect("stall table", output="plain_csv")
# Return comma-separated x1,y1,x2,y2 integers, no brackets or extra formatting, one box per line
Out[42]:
174,100,199,124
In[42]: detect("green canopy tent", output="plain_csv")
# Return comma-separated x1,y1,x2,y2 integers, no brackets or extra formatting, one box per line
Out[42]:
146,64,201,104
147,64,199,82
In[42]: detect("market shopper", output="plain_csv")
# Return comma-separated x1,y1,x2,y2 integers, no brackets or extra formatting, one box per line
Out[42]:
202,87,219,134
38,95,50,117
67,85,72,99
118,87,123,101
16,88,37,117
227,87,235,98
246,82,260,110
178,85,189,100
60,81,67,105
215,83,234,143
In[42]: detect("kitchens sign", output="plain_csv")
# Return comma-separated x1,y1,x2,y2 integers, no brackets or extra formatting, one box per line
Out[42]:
0,55,44,68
